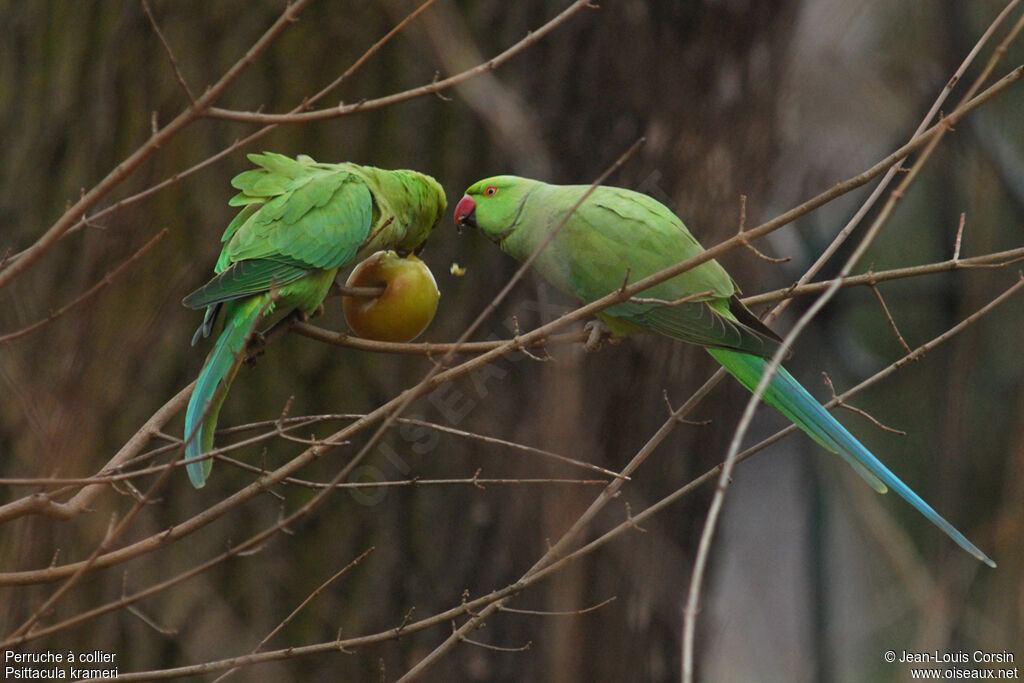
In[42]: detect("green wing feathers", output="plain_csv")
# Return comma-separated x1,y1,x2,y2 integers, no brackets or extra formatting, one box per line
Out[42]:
614,297,783,357
225,156,374,270
182,259,312,311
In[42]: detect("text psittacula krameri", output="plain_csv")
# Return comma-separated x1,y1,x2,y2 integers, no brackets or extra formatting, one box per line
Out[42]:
182,152,446,488
454,175,995,567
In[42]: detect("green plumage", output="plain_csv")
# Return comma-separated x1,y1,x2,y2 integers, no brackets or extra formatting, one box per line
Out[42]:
183,153,446,488
457,175,994,567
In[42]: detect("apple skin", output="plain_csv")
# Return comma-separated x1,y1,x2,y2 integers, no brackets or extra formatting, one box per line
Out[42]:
342,250,440,342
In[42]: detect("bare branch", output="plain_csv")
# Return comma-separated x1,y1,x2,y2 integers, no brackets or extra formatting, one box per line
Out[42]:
142,0,195,104
742,246,1024,306
213,547,376,683
0,230,167,345
821,371,907,436
458,634,531,653
736,194,789,264
203,0,597,125
93,273,1022,681
0,0,315,294
870,282,914,355
499,596,617,616
629,290,714,307
292,321,589,356
953,212,967,261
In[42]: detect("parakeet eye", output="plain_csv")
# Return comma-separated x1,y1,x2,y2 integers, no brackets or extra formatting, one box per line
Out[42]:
485,186,498,197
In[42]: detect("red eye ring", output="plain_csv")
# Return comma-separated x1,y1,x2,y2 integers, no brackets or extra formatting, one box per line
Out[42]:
485,185,498,197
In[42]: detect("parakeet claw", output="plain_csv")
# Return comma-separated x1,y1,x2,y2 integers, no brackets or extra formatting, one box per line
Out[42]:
583,320,620,352
293,305,323,324
244,331,267,366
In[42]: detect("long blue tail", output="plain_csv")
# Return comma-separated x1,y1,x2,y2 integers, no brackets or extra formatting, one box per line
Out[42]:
708,347,995,567
184,297,264,488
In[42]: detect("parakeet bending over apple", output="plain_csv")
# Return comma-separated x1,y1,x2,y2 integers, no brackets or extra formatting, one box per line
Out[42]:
182,152,446,488
454,175,995,567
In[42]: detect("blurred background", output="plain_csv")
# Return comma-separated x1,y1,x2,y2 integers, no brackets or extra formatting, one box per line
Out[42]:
0,1,1022,680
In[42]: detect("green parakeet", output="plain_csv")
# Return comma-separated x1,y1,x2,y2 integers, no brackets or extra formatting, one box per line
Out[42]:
182,153,446,488
454,176,994,567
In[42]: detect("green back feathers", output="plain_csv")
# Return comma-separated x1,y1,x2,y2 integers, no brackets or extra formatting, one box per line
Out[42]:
187,153,447,312
223,153,445,267
223,153,374,271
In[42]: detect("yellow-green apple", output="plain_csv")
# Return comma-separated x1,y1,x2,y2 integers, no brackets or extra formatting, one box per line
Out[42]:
342,250,440,342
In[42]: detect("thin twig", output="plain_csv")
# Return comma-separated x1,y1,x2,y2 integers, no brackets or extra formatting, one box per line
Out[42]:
0,0,315,293
870,282,913,355
217,465,612,489
458,635,531,652
125,604,178,637
81,272,1023,680
629,290,714,307
821,371,907,435
0,231,167,344
204,0,597,125
769,0,1023,322
332,283,386,298
292,322,589,355
293,244,1024,359
953,212,966,260
213,547,376,683
499,596,616,616
742,245,1024,306
142,0,195,104
737,194,788,264
216,413,627,480
681,43,1020,676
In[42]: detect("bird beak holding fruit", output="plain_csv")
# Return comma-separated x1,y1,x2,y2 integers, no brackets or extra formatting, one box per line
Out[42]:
342,250,440,343
453,195,476,234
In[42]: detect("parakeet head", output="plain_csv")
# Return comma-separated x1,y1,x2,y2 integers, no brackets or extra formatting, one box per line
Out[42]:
398,172,448,254
454,175,540,243
351,167,448,258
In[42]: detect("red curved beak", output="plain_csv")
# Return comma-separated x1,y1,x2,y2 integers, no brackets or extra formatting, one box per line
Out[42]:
454,194,476,232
